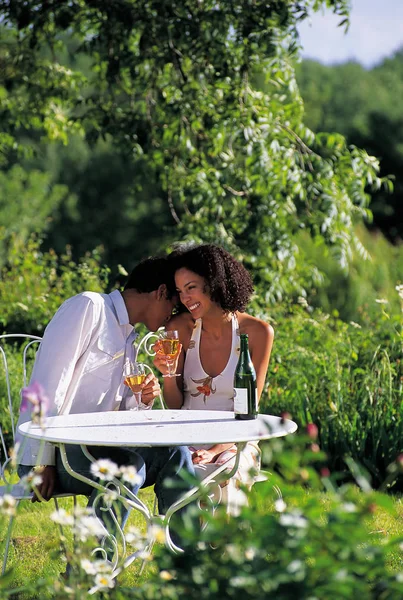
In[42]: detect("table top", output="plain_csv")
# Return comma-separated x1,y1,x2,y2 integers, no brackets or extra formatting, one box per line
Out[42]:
18,410,297,447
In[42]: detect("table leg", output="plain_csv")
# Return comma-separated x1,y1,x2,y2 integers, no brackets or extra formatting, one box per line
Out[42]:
57,443,155,578
162,442,246,552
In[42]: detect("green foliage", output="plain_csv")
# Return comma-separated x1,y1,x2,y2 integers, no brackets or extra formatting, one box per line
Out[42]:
263,296,403,488
127,433,403,599
299,225,403,321
0,234,110,336
38,136,173,270
0,0,386,301
296,51,403,242
0,164,73,267
3,430,403,598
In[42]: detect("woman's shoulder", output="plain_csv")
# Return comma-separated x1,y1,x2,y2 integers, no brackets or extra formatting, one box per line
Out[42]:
237,312,274,342
165,312,195,345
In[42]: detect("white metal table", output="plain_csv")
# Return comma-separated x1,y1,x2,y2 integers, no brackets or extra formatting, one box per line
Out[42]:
18,410,297,576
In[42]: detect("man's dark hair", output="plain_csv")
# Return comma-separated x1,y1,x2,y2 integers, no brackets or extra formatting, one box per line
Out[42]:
170,244,254,312
124,256,176,299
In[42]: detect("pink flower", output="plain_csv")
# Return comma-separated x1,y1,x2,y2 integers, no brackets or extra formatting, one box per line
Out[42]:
306,423,318,440
280,412,292,424
21,381,49,425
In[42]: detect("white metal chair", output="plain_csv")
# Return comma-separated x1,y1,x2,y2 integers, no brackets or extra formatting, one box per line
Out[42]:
0,334,81,575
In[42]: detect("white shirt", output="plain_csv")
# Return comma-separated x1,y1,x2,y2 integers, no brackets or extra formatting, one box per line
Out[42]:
16,289,140,466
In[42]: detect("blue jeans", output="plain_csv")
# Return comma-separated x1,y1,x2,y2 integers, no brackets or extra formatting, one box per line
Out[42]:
19,444,194,552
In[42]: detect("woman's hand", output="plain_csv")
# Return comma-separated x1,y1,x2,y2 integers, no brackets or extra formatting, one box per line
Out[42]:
191,448,217,465
152,341,183,377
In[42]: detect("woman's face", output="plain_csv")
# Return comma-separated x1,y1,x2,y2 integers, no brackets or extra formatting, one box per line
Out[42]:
175,268,212,318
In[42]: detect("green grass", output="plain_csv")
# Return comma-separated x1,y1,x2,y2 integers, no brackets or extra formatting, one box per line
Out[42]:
0,488,158,598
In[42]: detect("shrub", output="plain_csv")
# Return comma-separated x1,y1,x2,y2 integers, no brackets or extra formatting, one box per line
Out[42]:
262,293,403,488
126,432,403,600
0,233,110,336
3,428,403,599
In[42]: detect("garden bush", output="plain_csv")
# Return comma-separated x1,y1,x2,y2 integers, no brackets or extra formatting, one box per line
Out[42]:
136,432,403,600
0,234,110,336
262,290,403,488
3,428,403,599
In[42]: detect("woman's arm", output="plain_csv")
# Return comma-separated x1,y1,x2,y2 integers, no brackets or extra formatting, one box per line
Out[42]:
240,314,274,402
191,444,235,464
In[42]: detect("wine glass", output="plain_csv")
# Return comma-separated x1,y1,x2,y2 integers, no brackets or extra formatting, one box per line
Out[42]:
124,361,146,410
157,330,180,377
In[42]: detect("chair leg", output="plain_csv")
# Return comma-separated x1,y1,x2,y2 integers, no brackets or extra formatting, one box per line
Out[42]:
1,500,20,575
138,494,158,576
53,495,79,562
53,497,64,538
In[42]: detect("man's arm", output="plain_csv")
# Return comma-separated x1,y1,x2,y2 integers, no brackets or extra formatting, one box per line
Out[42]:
16,294,97,478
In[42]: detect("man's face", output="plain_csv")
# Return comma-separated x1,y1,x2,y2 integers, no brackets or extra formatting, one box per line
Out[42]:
147,292,178,332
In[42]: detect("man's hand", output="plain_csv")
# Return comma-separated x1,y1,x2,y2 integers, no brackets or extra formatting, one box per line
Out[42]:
140,373,161,405
31,465,57,502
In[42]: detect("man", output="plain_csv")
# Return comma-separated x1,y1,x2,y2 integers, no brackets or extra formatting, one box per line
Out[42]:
16,255,194,542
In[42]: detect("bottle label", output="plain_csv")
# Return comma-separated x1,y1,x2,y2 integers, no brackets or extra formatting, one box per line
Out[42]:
234,388,248,414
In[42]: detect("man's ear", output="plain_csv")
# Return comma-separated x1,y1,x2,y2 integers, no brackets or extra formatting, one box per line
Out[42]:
156,284,167,300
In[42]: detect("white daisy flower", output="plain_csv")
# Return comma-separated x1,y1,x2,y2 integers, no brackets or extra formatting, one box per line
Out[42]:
80,558,97,575
341,502,357,513
21,470,43,489
244,547,257,560
75,515,107,541
0,494,17,517
50,507,75,526
279,511,308,529
137,550,152,562
125,526,144,546
148,524,166,544
92,573,115,590
94,559,113,573
160,570,174,581
120,465,142,486
274,498,287,513
103,488,119,504
395,284,403,300
90,459,120,481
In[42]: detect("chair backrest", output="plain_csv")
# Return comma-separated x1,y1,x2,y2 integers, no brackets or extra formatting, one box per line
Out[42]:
0,328,165,481
0,334,42,484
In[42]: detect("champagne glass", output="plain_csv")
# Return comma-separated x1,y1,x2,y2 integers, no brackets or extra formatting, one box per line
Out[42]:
157,330,180,377
124,361,146,410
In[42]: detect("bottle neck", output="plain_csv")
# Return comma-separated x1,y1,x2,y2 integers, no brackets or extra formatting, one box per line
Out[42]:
239,334,249,355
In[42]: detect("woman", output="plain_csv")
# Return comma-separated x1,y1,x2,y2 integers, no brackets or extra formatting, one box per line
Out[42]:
153,244,274,513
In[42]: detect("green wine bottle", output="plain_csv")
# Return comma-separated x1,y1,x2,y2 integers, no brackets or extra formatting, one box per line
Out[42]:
234,333,258,420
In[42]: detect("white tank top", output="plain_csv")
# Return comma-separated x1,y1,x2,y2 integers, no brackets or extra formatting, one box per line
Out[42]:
182,314,240,411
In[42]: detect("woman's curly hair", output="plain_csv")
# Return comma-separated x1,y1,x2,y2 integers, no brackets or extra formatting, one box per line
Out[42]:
171,244,254,312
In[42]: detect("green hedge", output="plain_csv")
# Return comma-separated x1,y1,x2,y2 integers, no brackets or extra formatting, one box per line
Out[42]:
0,234,109,336
262,298,403,488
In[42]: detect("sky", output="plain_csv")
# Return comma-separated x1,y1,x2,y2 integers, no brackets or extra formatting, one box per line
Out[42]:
297,0,403,68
